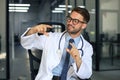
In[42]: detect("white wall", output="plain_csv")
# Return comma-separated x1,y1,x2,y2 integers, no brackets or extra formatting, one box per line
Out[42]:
0,0,6,52
100,0,120,57
100,0,120,37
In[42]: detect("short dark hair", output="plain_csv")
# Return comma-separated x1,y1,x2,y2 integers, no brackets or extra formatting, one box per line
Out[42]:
71,7,90,23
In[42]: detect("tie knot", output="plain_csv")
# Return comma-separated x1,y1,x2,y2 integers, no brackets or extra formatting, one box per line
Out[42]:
68,39,74,50
69,39,74,43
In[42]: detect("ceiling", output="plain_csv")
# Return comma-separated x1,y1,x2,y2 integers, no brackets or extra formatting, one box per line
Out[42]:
9,0,65,13
9,0,64,7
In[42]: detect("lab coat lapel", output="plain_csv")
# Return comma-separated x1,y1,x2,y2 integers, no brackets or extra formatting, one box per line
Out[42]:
77,35,83,50
60,33,66,56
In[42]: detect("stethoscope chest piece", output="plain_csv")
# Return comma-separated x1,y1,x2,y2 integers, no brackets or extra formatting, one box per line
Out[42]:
56,49,62,60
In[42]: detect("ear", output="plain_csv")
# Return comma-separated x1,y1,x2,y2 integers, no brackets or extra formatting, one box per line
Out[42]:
82,23,87,29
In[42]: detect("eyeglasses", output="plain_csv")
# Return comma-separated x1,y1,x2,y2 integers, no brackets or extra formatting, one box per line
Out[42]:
66,16,86,25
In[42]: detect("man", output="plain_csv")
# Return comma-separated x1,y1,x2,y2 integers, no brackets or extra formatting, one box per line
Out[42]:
21,7,93,80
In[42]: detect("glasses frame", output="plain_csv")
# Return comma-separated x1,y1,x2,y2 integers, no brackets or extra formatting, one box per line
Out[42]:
66,16,86,25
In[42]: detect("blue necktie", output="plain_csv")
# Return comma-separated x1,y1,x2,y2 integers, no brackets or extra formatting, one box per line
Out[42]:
61,39,74,80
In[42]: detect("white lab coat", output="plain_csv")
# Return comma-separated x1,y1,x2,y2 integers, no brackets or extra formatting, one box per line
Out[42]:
20,29,93,80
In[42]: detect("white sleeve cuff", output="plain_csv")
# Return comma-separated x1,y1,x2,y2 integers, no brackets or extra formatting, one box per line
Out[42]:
21,28,31,37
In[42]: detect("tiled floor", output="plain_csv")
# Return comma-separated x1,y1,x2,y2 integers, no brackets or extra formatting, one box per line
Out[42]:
91,70,120,80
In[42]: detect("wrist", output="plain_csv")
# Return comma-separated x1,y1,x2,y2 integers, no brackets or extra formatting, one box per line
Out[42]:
76,57,82,70
25,27,36,36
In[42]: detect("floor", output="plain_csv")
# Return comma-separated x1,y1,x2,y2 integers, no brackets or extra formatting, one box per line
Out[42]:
91,70,120,80
0,44,120,80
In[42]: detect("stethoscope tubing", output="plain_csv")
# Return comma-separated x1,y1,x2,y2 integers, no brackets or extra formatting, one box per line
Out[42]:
58,31,84,56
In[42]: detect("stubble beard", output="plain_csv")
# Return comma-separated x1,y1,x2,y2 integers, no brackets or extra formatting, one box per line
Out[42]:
67,24,81,35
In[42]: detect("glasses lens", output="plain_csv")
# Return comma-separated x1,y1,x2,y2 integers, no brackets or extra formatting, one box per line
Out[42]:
72,19,79,25
66,16,85,25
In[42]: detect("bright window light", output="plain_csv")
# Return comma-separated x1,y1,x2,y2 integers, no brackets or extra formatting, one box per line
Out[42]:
55,8,66,10
59,5,72,8
9,7,29,10
78,6,85,8
9,3,30,12
52,10,63,13
9,4,30,7
68,10,71,13
9,10,28,12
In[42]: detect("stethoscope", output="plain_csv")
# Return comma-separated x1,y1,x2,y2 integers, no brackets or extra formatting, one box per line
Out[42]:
57,31,84,57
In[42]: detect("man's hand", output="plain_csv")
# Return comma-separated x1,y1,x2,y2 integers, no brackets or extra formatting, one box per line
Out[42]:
66,43,82,70
26,24,52,36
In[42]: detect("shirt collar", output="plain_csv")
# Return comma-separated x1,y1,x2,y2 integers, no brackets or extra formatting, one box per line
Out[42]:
65,32,81,46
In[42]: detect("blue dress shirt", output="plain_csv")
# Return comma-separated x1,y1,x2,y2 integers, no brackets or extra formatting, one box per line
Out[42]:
52,33,80,76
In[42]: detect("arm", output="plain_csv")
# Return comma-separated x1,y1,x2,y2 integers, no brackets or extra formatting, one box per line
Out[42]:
25,24,52,36
75,45,93,79
20,24,52,49
67,43,93,79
